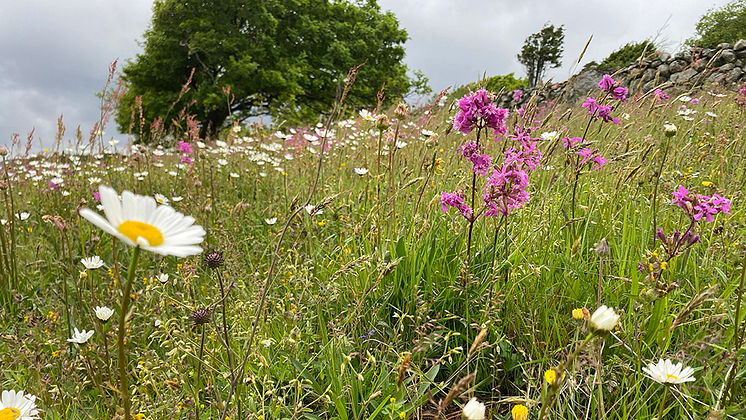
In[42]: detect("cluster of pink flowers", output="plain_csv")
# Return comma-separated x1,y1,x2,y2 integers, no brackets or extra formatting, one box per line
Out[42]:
654,89,669,102
457,142,492,176
598,74,628,102
179,140,193,164
736,82,746,107
562,137,606,170
440,191,473,219
582,97,620,124
452,89,509,135
512,89,522,102
482,127,541,217
671,185,731,223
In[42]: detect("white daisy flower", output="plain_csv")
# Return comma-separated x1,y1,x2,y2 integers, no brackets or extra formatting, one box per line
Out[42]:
589,305,619,332
81,256,105,270
89,177,102,185
265,217,277,225
395,141,407,149
353,168,369,176
172,196,183,202
643,359,696,384
15,212,30,221
705,111,717,118
462,397,486,420
156,273,170,284
230,173,240,178
541,131,558,141
67,327,95,344
359,110,375,121
304,205,323,216
94,306,115,322
79,185,205,257
421,129,435,137
154,194,169,205
0,389,40,419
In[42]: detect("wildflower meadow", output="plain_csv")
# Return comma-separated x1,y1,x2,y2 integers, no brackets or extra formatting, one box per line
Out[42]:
0,71,745,420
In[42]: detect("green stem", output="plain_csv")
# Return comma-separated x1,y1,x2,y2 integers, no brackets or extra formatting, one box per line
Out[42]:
656,385,669,420
118,246,140,420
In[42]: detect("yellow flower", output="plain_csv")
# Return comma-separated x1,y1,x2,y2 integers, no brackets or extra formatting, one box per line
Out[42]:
399,412,406,419
511,404,528,420
702,181,713,187
52,350,60,357
134,414,145,420
571,308,584,320
544,369,557,384
389,397,396,403
660,261,668,270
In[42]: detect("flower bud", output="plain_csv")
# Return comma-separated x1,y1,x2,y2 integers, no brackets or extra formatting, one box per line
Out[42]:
0,145,8,156
664,123,677,137
376,114,390,131
595,238,610,257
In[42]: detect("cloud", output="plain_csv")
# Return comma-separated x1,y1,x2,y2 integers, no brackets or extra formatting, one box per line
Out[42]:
0,0,732,149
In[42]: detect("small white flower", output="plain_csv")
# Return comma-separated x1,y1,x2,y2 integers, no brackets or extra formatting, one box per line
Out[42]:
154,194,169,204
67,327,95,344
89,177,102,185
359,109,375,121
643,359,696,384
81,256,105,270
678,96,692,102
15,212,30,221
705,111,717,118
218,159,228,166
172,196,183,202
94,306,114,322
108,140,119,146
265,217,278,225
154,319,162,328
541,131,558,141
421,129,435,137
395,141,407,149
216,140,227,147
230,172,240,178
232,125,241,133
259,338,275,348
304,205,323,216
462,397,486,420
590,305,619,332
353,167,369,176
196,141,206,149
156,273,170,284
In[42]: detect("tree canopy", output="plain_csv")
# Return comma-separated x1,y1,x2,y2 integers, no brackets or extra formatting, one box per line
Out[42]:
517,24,565,87
116,0,411,140
687,0,746,49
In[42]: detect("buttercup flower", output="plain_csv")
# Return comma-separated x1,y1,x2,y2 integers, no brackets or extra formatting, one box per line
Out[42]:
0,390,40,419
67,328,95,344
79,186,205,258
81,256,105,270
511,404,528,420
462,397,486,420
589,305,619,332
643,359,696,384
94,306,115,322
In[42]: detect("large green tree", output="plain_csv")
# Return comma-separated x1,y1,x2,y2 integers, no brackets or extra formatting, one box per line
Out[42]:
687,0,746,48
116,0,410,140
516,24,565,87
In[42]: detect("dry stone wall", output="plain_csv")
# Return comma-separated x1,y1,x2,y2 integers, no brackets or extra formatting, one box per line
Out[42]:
497,40,746,109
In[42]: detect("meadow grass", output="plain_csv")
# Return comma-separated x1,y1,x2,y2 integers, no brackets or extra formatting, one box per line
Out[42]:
0,79,744,420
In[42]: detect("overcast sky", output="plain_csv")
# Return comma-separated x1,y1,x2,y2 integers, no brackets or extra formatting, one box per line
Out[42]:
0,0,732,151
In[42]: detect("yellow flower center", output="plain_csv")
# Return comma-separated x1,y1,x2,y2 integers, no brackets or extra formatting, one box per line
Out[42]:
0,407,21,420
118,221,163,246
666,374,678,381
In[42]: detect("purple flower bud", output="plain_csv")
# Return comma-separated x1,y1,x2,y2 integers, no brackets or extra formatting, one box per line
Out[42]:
656,228,667,243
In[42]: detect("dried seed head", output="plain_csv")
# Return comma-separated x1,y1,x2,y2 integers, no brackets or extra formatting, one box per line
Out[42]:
394,102,410,119
192,309,211,326
0,146,8,156
595,238,610,257
204,251,224,269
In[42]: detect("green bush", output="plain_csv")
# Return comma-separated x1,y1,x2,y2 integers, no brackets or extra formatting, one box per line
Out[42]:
594,40,656,69
687,0,746,48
